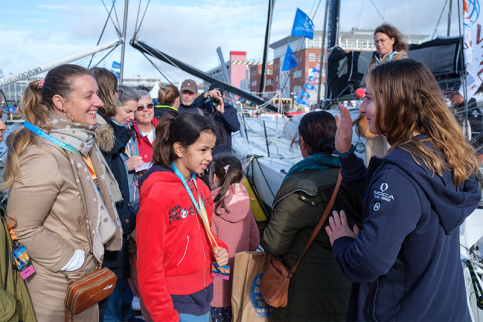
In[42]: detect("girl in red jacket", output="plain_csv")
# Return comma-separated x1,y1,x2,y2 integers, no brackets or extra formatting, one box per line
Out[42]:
136,112,229,322
208,155,260,322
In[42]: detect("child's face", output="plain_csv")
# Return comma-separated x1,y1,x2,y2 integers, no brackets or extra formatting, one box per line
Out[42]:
173,131,216,179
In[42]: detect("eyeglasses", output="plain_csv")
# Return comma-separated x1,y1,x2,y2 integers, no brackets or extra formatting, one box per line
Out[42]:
137,103,154,111
374,38,390,45
114,89,123,100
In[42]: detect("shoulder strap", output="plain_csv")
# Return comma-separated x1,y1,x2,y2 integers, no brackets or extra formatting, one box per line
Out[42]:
290,168,342,275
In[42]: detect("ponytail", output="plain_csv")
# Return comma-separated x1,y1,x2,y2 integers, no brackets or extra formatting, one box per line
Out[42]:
211,155,243,214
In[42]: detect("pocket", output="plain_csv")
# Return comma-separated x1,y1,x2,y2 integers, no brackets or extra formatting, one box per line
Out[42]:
176,236,190,267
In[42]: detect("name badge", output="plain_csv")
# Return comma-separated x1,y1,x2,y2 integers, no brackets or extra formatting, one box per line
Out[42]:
12,245,35,279
211,262,230,280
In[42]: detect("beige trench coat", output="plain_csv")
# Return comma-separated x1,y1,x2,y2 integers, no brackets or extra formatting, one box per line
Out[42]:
7,140,98,321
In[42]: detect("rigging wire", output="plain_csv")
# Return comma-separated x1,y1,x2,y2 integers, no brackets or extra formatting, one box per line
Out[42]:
140,52,174,85
369,0,387,23
88,0,118,68
101,0,122,37
110,1,123,37
135,0,151,36
431,0,450,40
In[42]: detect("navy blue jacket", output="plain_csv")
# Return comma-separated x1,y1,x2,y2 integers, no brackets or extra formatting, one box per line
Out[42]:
199,100,240,156
179,94,240,155
334,139,480,321
97,113,137,279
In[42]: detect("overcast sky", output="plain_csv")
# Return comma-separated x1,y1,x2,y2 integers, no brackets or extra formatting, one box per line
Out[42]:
0,0,462,84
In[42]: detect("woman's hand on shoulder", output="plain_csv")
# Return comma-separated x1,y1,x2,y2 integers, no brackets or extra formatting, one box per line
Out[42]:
213,246,229,266
325,210,360,246
335,104,353,153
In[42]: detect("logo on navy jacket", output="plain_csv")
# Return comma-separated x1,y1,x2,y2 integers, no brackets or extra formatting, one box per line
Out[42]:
168,192,211,225
373,182,394,203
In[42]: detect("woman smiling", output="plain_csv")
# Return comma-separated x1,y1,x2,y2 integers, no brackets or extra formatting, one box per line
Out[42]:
4,64,123,321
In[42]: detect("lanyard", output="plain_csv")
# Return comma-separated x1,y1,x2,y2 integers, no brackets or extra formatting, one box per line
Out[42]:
23,121,80,155
171,162,219,249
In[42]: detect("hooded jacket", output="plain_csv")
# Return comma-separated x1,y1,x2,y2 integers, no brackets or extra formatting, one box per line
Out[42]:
210,183,260,307
335,140,481,321
136,166,228,322
96,112,137,279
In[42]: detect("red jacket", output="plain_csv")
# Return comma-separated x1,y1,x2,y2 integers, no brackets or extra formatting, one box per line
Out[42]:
133,118,158,162
136,167,228,322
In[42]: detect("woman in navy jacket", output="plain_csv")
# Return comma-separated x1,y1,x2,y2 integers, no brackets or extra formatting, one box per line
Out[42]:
326,59,481,321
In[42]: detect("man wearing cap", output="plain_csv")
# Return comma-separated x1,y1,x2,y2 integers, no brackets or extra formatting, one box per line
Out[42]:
447,85,483,138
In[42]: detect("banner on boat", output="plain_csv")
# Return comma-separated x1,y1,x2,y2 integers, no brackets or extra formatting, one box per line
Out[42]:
462,0,483,99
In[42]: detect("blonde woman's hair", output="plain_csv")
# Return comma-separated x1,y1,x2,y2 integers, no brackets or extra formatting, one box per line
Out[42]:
90,67,118,118
368,59,478,185
3,64,93,189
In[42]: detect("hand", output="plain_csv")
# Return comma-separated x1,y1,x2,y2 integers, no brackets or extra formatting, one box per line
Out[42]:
214,97,225,114
213,246,229,266
335,104,353,153
125,156,144,171
206,89,222,99
325,210,360,246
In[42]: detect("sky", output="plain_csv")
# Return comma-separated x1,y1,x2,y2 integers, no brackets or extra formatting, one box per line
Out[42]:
0,0,463,85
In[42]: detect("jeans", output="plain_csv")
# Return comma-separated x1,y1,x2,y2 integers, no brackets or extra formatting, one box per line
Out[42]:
179,311,211,322
99,278,134,322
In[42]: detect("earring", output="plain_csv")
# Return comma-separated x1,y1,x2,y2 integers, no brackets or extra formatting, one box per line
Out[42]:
62,109,74,122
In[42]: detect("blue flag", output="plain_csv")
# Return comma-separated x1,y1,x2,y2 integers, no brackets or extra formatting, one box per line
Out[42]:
300,90,310,98
304,83,315,91
112,61,121,69
282,45,298,71
291,8,314,39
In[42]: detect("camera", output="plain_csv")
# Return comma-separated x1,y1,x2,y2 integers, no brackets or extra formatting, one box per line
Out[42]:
211,97,221,107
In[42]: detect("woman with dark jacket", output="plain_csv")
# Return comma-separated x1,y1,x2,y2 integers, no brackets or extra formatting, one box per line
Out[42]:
261,111,362,321
91,68,140,322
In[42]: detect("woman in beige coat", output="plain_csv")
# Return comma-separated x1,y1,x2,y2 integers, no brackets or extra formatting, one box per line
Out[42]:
4,64,124,321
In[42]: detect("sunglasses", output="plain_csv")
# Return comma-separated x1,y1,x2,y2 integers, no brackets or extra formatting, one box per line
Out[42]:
137,103,154,111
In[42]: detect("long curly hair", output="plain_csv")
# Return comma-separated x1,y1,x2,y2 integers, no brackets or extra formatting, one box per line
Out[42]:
374,24,408,52
367,59,478,185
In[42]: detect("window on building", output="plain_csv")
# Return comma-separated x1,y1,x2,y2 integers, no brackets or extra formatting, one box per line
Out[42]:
266,79,273,85
251,80,256,86
267,68,273,75
276,75,279,82
318,54,321,61
309,53,316,62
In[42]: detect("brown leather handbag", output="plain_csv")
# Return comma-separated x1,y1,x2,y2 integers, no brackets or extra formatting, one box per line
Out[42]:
63,267,117,321
260,169,342,308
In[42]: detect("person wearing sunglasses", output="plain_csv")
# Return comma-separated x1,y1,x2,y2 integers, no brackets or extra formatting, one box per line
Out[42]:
133,90,160,164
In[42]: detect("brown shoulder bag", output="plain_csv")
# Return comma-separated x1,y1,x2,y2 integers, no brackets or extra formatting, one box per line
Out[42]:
260,169,342,308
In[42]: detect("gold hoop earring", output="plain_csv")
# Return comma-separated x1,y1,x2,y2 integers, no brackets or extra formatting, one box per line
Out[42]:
62,109,74,122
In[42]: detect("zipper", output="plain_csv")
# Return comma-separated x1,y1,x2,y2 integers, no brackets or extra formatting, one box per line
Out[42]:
177,236,189,266
192,209,207,289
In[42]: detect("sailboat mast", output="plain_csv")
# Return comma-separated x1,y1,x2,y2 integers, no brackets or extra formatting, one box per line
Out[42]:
316,0,330,108
258,0,275,98
119,0,129,85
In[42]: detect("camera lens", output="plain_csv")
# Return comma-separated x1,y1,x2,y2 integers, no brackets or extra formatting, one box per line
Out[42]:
211,97,221,107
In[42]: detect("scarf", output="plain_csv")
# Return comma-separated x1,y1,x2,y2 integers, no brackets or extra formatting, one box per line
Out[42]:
284,152,341,182
48,113,123,262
